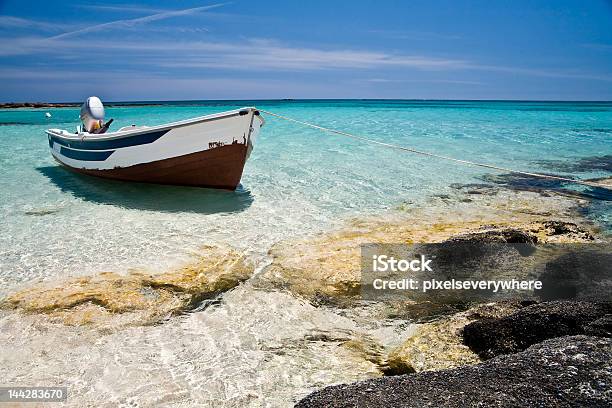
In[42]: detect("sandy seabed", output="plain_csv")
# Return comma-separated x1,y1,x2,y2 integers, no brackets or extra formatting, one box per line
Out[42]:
1,181,608,407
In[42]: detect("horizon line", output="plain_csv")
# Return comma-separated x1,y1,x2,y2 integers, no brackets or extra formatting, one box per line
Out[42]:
2,98,612,105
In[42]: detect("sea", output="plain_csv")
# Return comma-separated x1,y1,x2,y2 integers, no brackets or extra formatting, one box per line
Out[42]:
0,100,610,406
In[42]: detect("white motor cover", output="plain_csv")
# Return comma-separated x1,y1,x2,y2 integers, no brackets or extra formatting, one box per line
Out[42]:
80,96,105,132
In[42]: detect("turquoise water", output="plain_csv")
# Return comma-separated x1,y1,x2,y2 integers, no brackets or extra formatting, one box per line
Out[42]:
0,100,610,293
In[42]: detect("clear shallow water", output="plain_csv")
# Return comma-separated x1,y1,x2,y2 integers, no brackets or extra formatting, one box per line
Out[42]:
0,286,393,407
1,100,611,407
0,100,611,293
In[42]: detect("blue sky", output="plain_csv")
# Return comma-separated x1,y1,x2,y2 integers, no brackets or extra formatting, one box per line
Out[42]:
0,0,611,101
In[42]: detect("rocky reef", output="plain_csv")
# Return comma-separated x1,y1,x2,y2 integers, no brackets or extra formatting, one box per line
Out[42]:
298,298,612,407
463,300,612,358
297,335,612,408
1,245,253,327
1,181,609,406
384,302,519,374
256,186,597,308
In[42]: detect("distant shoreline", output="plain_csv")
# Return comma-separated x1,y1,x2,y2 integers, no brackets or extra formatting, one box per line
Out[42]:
1,99,612,109
0,102,77,109
0,102,164,109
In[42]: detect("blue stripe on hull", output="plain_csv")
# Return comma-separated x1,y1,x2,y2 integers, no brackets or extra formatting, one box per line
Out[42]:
49,129,169,150
59,147,114,161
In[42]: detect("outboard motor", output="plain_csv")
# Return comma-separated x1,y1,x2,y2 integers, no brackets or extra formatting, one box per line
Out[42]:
80,96,105,133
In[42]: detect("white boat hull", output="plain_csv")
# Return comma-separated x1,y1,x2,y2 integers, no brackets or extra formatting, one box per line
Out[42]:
46,107,263,190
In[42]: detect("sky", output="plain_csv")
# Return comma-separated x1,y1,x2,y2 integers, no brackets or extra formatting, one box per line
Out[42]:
0,0,611,101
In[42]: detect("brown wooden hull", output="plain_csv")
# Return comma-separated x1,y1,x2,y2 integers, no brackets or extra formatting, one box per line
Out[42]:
57,143,249,190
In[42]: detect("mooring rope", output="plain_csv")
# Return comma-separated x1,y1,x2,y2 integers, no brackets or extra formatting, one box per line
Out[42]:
259,109,610,190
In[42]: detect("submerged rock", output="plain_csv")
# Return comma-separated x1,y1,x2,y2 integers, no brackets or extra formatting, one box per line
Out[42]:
1,245,253,327
463,300,612,359
536,155,612,173
449,183,499,196
258,221,595,308
256,216,493,305
447,227,538,244
384,302,518,375
24,208,61,216
296,335,612,408
482,172,612,201
586,176,612,188
384,311,478,375
254,188,598,320
541,220,594,241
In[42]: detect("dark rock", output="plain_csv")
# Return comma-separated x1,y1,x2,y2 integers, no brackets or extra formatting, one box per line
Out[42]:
537,249,612,301
447,228,538,244
481,172,569,192
430,229,538,281
585,315,612,337
463,301,612,359
296,335,612,408
542,221,594,240
535,155,612,173
481,172,612,201
449,183,499,195
372,232,540,307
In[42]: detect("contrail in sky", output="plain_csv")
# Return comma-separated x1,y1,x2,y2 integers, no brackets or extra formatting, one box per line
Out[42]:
48,3,226,40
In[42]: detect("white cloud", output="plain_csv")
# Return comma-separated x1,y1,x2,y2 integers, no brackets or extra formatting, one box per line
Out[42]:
582,43,612,51
368,29,462,41
75,4,170,14
468,64,612,82
367,78,483,85
48,3,226,40
158,43,467,70
0,68,345,101
0,16,70,31
2,34,611,83
0,14,610,84
0,35,468,71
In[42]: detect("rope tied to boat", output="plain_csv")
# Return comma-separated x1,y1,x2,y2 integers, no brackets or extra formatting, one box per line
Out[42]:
258,109,611,191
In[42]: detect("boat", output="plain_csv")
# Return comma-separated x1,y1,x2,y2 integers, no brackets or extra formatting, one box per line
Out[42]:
46,103,264,190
